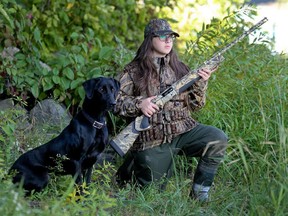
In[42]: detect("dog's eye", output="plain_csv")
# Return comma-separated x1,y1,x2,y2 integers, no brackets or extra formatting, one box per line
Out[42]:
99,88,105,92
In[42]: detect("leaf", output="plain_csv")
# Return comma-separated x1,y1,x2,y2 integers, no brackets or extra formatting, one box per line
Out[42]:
16,60,27,68
41,68,49,76
63,67,74,80
70,32,79,40
0,135,4,142
77,86,85,100
33,27,41,42
81,43,88,54
75,54,85,66
99,46,114,60
31,83,39,98
0,5,14,28
58,56,71,68
42,77,54,91
53,88,61,98
15,53,26,60
52,75,60,84
71,45,81,53
71,79,84,89
26,77,35,86
10,68,18,76
2,124,14,136
76,71,85,77
60,77,70,90
53,68,59,75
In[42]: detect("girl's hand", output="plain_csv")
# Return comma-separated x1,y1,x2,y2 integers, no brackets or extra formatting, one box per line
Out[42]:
198,66,218,81
138,96,159,117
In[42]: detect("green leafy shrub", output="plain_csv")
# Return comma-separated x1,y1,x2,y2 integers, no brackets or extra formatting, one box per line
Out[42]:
0,0,173,113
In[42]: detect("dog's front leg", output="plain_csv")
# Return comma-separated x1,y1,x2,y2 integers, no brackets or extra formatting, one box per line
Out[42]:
69,161,85,195
75,171,88,196
83,167,93,184
75,172,83,185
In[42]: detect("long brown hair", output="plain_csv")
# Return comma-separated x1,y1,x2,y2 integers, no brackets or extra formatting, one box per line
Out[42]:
131,34,190,96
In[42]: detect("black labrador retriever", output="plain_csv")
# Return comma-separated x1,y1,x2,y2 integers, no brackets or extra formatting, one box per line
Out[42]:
9,77,120,194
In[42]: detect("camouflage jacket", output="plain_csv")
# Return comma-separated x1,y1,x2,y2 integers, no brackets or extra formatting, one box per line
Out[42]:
114,55,208,151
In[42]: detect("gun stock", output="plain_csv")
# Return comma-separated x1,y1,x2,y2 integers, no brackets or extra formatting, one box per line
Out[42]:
109,116,147,156
110,121,138,157
110,17,268,157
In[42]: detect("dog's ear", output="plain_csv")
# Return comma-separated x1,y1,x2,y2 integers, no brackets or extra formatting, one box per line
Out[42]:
83,78,101,99
112,78,120,92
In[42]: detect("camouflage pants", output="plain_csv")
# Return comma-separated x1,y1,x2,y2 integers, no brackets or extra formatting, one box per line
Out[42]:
116,124,228,187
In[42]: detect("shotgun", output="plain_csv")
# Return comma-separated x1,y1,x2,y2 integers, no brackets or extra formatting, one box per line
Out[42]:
110,17,268,157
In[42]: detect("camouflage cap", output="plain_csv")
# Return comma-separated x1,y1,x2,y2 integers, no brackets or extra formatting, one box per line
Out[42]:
144,19,179,38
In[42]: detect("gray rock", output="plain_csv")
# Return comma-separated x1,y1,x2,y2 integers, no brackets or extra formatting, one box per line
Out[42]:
29,99,72,129
0,98,14,110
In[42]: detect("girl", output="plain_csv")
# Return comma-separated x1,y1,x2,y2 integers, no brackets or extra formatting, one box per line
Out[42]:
114,18,228,202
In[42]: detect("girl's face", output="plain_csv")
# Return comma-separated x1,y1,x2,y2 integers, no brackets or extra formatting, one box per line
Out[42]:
152,34,175,57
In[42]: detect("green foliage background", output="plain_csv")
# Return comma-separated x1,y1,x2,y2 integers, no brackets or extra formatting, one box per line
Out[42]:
0,0,287,215
0,0,248,112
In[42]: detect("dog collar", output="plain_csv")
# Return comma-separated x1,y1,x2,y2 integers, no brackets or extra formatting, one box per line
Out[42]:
82,111,106,129
92,121,105,129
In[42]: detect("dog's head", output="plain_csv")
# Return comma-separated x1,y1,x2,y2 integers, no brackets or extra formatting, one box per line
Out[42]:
83,77,120,111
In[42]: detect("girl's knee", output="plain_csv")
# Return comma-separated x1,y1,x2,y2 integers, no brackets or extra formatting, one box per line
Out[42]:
208,126,228,143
